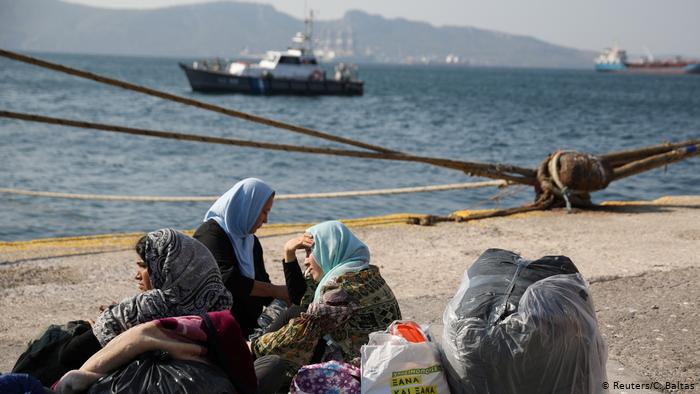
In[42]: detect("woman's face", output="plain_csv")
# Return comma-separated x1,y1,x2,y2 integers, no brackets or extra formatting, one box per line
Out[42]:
250,196,274,234
303,251,324,282
135,260,152,291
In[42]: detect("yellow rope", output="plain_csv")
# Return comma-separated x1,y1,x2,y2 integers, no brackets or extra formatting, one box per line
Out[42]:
0,180,507,202
0,214,435,258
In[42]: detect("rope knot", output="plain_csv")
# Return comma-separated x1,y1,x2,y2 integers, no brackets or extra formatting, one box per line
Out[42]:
537,151,613,210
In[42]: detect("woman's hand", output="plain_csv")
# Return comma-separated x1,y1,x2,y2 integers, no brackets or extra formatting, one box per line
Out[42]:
283,232,314,262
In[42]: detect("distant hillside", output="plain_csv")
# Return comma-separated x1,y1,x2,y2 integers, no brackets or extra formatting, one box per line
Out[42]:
0,0,596,67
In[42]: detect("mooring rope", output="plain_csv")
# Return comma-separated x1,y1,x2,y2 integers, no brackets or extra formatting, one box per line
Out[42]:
0,110,538,185
2,49,698,218
0,181,507,202
602,140,700,166
0,49,398,154
612,144,699,181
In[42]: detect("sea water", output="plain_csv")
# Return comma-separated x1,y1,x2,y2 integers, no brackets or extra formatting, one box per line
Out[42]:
1,53,698,240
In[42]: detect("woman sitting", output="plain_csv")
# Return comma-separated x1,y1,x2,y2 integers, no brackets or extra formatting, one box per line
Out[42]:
194,178,290,338
58,228,232,370
251,221,402,391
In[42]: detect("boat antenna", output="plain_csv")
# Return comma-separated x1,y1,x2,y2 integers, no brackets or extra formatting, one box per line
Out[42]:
305,9,314,53
291,7,313,53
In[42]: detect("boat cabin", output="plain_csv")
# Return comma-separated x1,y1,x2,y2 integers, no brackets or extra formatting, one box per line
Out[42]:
227,46,324,80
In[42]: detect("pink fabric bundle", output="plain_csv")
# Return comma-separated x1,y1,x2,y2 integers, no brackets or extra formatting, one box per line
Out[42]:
156,310,257,393
155,315,208,342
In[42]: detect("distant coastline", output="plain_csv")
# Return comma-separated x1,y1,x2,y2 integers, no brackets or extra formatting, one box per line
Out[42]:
2,0,595,68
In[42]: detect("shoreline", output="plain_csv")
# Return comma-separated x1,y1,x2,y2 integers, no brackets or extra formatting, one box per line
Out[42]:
1,195,698,392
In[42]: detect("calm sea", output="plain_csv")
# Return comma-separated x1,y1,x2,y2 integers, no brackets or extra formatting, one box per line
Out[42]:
1,53,699,241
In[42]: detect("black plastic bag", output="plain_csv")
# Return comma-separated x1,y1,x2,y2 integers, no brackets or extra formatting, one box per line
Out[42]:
88,351,235,394
449,248,579,325
442,248,607,394
12,320,91,386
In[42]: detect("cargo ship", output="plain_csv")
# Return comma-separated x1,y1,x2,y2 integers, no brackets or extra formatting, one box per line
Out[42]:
595,46,700,74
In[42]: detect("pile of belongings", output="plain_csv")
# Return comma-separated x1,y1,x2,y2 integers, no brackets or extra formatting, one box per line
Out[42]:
441,248,607,394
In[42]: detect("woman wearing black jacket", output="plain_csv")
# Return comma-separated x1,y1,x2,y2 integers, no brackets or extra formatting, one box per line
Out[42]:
193,178,292,338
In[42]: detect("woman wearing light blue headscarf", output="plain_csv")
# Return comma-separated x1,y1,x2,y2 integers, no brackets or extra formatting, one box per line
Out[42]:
193,178,289,337
252,220,401,381
305,221,371,301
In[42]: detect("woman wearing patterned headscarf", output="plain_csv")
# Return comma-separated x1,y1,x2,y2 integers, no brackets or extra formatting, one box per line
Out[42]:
93,228,233,345
251,221,402,392
194,178,290,338
58,229,232,371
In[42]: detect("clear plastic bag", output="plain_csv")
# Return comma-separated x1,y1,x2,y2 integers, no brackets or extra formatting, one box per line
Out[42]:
442,249,607,394
249,298,293,342
257,299,289,330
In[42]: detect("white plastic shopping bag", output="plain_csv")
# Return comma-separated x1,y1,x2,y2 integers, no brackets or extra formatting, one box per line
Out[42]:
361,322,450,394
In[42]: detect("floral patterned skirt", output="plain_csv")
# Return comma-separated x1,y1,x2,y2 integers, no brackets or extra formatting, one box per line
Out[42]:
290,361,361,394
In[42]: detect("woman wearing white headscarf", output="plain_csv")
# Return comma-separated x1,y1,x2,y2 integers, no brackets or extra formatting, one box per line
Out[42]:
194,178,290,337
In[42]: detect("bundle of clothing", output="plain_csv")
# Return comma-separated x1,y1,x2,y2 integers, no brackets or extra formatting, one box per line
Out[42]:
442,248,607,394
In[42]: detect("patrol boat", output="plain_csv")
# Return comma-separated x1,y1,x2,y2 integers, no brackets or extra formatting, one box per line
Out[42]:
179,13,363,95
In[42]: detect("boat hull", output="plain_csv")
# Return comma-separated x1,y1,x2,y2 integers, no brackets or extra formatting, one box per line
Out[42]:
179,63,363,95
595,62,700,74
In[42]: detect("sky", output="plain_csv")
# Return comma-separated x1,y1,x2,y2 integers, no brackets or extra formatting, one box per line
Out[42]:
64,0,700,57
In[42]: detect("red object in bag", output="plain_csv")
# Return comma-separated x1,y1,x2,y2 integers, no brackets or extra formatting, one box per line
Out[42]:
390,321,427,343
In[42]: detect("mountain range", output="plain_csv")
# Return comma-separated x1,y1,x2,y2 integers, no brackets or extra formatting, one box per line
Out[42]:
0,0,596,68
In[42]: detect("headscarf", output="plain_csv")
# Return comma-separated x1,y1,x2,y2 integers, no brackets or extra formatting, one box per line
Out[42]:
307,221,370,302
92,228,233,346
204,178,275,279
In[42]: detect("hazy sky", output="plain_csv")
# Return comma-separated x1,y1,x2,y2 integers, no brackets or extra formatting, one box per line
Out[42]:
64,0,700,56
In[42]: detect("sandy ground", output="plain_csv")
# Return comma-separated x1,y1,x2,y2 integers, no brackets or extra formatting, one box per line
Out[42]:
1,196,698,393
